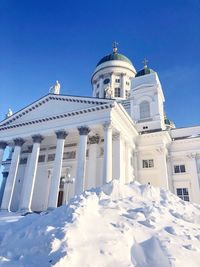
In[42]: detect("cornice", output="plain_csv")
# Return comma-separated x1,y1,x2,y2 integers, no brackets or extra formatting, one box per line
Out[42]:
171,137,200,144
0,103,115,132
139,130,171,140
0,94,113,127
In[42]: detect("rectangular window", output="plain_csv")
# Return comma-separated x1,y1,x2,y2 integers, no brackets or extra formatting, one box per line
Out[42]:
38,155,45,163
176,188,190,201
125,90,130,98
20,158,27,164
49,146,56,150
114,87,121,97
142,159,154,168
63,151,76,160
115,78,120,83
97,83,99,88
47,154,55,162
174,165,186,173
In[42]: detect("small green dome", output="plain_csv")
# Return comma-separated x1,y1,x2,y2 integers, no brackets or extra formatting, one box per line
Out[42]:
96,52,133,67
135,67,155,77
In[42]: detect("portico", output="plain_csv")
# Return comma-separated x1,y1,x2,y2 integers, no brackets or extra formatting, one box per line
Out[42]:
0,101,135,212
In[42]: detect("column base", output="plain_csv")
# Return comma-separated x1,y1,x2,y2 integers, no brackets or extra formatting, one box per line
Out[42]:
19,208,32,214
0,208,10,212
47,207,56,211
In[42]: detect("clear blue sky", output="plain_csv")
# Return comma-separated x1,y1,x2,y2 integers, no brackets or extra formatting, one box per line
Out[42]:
0,0,200,127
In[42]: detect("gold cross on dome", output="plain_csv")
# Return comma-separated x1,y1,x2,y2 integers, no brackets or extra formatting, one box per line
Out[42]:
113,41,118,53
143,58,148,68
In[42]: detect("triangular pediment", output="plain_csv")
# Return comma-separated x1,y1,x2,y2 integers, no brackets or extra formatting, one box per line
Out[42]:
0,94,113,127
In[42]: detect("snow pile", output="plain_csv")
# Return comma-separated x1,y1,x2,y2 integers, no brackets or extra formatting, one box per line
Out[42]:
0,180,200,267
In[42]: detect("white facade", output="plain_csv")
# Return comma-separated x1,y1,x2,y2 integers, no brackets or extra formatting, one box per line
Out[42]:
0,47,200,212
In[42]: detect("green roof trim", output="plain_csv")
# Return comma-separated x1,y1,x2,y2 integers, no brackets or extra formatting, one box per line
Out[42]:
96,52,133,67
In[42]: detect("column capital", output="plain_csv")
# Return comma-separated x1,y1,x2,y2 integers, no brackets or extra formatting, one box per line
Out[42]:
0,142,7,150
103,121,113,131
89,135,100,144
78,126,90,135
14,138,25,147
186,153,197,159
32,135,43,144
112,133,120,141
55,130,68,139
155,146,168,154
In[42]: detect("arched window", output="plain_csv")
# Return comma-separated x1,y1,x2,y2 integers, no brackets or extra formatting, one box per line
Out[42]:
140,101,150,119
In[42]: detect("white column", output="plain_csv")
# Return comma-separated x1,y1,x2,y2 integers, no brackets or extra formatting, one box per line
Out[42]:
75,126,90,196
99,75,104,98
1,138,24,211
102,122,112,184
110,72,114,96
48,130,68,210
19,135,43,212
87,135,100,189
121,73,126,98
0,172,9,206
18,146,32,209
0,142,7,167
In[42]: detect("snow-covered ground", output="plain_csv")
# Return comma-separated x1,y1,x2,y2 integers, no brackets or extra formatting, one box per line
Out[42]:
0,180,200,267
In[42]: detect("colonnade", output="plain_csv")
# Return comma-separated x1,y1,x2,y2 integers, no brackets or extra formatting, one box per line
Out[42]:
0,121,123,212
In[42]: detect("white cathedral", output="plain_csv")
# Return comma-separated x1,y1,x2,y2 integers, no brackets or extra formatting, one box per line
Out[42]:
0,44,200,213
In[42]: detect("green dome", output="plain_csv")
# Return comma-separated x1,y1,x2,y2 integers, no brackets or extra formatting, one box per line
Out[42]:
96,52,133,67
135,67,155,77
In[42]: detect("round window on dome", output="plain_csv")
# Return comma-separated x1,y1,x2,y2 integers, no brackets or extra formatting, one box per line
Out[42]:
103,78,110,85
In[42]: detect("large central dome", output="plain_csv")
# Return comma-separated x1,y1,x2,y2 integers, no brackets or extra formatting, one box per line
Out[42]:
91,44,136,100
96,52,133,67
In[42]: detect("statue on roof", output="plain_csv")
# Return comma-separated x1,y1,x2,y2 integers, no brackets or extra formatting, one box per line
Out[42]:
105,83,112,99
49,80,60,95
6,108,13,118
